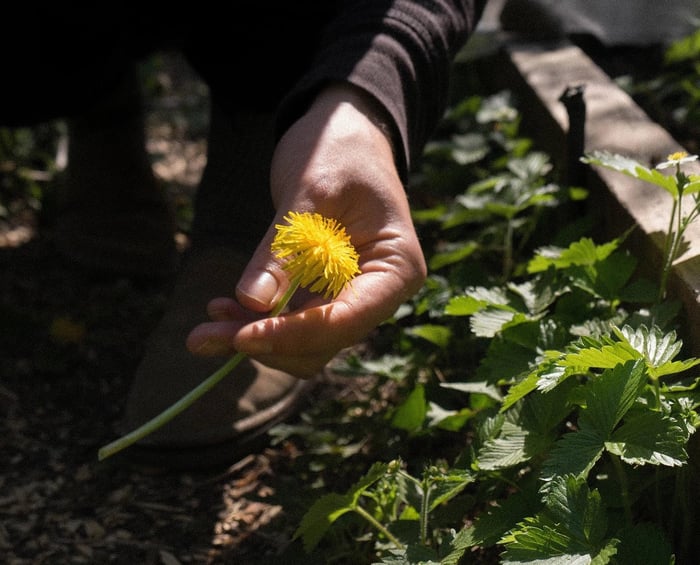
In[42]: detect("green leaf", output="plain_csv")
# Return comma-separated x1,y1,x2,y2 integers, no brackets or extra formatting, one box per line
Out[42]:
428,240,479,270
542,425,606,481
392,383,428,432
463,487,543,548
440,380,503,401
593,250,637,300
425,468,476,511
579,360,648,437
293,461,390,552
528,236,620,273
582,150,680,197
477,421,552,470
543,476,607,547
614,324,700,378
444,294,486,316
469,308,520,337
293,493,355,552
606,411,688,466
501,372,539,411
501,475,616,564
405,324,452,348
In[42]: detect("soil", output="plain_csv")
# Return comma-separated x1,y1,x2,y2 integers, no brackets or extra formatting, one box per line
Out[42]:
0,52,380,565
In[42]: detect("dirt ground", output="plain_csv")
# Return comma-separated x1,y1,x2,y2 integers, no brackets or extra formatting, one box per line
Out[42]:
0,52,378,565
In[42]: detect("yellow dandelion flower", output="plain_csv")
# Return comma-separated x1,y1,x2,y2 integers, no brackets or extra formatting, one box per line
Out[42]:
272,211,361,299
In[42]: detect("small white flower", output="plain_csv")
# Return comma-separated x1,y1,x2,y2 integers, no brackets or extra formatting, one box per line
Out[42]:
655,151,698,170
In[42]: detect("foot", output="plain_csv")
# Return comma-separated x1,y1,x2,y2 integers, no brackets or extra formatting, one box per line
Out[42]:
120,246,314,469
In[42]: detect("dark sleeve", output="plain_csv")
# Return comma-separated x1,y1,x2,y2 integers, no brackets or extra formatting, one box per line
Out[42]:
275,0,487,182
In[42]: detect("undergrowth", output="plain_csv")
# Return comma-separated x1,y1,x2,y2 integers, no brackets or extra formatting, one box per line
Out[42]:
291,37,700,564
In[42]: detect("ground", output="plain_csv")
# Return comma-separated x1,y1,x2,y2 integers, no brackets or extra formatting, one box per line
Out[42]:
0,52,380,565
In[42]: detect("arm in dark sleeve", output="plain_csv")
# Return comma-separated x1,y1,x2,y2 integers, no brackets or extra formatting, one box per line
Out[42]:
275,0,487,181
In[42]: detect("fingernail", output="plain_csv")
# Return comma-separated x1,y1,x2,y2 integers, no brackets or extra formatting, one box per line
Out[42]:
238,271,279,307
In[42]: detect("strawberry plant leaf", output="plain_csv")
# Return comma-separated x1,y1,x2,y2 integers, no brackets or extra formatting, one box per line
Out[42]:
500,475,616,564
614,324,700,378
606,411,688,466
476,421,551,470
582,150,679,197
579,360,648,436
293,461,390,551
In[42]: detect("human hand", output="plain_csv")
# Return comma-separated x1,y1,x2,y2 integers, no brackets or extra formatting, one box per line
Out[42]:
186,83,427,378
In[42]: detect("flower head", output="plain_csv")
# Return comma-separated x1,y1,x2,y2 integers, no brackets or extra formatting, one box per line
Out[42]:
272,211,361,299
656,151,698,170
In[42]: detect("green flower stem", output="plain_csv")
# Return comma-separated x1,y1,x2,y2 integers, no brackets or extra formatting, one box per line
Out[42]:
353,504,405,551
98,279,301,461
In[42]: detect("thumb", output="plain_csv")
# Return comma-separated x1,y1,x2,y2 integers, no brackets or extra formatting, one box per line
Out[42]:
235,223,290,313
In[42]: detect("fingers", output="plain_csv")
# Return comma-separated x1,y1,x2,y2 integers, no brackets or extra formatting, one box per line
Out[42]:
186,249,424,378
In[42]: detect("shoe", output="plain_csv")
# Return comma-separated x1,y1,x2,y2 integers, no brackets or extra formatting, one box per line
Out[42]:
120,246,314,470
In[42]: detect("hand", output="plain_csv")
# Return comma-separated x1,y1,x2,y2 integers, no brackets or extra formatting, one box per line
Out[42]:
186,83,427,378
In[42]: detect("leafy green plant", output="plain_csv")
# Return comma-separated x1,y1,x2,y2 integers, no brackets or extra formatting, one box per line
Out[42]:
293,83,700,564
582,150,700,301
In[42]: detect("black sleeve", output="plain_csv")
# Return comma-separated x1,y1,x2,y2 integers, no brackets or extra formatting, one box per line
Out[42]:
275,0,487,182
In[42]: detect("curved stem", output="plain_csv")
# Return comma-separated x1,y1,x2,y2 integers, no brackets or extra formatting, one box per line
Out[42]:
98,279,301,461
353,504,405,550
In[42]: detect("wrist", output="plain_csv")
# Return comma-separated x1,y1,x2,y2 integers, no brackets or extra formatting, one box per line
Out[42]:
311,82,396,156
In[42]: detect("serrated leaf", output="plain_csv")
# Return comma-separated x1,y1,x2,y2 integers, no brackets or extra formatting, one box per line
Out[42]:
477,422,551,470
579,360,648,436
501,372,539,411
614,324,700,378
501,476,614,564
425,468,475,511
294,461,389,551
606,411,688,466
293,493,354,552
543,476,607,546
559,335,641,371
440,380,503,401
470,309,538,338
582,150,679,197
477,335,538,385
528,237,620,273
542,425,605,481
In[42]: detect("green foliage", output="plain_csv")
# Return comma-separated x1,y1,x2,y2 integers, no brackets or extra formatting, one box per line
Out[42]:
294,75,699,563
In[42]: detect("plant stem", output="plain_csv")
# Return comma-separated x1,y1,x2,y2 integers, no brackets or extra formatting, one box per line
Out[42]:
658,198,678,303
353,504,405,550
98,279,300,461
98,351,247,460
610,454,633,527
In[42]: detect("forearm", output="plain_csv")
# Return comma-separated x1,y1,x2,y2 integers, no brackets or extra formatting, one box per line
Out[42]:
275,0,486,181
